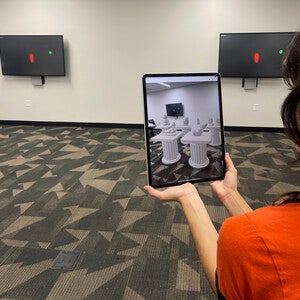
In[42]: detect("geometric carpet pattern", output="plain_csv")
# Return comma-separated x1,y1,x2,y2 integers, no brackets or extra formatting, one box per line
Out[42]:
0,125,299,299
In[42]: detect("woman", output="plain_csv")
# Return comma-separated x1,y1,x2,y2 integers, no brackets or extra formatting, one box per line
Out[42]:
144,33,300,299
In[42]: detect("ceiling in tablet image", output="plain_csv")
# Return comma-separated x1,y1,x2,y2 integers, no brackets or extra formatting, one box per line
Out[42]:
146,81,199,93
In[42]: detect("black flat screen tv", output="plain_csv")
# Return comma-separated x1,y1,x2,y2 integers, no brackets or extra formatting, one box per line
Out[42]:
0,35,65,76
166,103,184,117
218,32,295,78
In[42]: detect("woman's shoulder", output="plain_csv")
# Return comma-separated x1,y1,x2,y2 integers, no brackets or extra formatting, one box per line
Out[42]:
218,203,300,250
218,212,258,249
222,202,300,230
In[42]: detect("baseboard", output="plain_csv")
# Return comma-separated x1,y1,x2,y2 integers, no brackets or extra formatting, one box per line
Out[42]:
224,126,284,132
0,120,284,132
0,120,144,129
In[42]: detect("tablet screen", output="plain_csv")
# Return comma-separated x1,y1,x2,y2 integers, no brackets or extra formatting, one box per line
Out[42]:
143,73,226,188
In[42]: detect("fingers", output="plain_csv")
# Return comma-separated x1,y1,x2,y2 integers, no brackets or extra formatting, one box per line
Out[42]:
144,185,166,200
225,152,237,173
209,180,220,187
144,185,156,196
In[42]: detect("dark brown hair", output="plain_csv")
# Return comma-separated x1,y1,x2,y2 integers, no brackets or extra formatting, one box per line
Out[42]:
281,32,300,146
273,32,300,205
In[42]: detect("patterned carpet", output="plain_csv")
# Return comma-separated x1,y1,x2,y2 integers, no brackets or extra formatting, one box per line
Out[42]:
0,124,299,299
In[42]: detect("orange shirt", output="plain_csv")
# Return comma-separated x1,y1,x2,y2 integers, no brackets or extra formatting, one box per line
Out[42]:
217,203,300,299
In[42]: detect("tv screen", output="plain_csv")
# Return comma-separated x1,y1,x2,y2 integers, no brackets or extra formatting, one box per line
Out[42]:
166,103,184,117
0,35,65,76
218,32,295,78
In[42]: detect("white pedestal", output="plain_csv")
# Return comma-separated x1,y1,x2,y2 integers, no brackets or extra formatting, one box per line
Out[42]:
151,131,183,165
181,131,211,168
207,125,221,146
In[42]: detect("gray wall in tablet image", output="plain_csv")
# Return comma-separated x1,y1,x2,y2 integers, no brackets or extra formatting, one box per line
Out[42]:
146,81,220,128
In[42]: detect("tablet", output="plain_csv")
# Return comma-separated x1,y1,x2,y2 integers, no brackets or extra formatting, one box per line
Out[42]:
143,73,226,188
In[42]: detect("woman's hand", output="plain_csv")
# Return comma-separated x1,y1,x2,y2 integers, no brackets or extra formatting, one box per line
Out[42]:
210,152,238,202
210,152,252,215
144,182,199,204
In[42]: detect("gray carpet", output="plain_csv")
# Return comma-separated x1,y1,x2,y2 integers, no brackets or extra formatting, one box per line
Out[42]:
0,124,299,299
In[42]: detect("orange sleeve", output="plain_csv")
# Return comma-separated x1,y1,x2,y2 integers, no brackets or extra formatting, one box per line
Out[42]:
217,214,283,300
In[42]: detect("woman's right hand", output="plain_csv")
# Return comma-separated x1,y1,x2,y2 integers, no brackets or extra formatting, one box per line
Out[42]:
210,153,238,202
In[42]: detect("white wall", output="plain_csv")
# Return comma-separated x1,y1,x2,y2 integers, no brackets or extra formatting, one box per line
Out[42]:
0,0,299,127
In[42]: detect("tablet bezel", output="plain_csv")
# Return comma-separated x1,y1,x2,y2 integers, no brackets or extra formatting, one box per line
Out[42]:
143,72,226,188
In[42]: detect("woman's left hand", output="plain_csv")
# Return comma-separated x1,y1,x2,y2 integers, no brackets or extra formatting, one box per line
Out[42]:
144,182,199,204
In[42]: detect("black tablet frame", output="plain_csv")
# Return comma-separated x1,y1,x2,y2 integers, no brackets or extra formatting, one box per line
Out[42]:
143,72,226,188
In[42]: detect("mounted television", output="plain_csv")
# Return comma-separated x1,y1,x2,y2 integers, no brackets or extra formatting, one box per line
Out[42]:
166,102,184,117
218,32,295,78
0,35,65,76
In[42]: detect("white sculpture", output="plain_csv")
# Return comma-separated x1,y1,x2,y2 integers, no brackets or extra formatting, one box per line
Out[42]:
164,122,177,135
183,117,189,125
208,117,214,126
192,118,207,136
162,115,170,126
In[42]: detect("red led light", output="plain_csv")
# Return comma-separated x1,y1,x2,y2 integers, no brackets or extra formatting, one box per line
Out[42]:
253,52,260,64
29,53,35,63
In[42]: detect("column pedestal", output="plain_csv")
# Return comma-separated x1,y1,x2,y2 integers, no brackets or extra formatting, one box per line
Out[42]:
151,131,183,165
181,131,211,169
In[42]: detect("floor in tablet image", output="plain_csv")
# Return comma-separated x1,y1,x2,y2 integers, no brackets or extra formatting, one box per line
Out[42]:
149,141,224,186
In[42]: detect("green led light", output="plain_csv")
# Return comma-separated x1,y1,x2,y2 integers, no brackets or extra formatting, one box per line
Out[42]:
278,49,284,55
48,50,53,55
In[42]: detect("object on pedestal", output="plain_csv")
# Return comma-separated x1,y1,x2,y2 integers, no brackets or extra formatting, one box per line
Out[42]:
183,117,189,125
164,122,177,135
207,117,221,146
192,118,207,136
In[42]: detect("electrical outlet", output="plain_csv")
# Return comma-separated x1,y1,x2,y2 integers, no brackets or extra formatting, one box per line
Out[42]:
25,100,31,107
253,104,259,111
